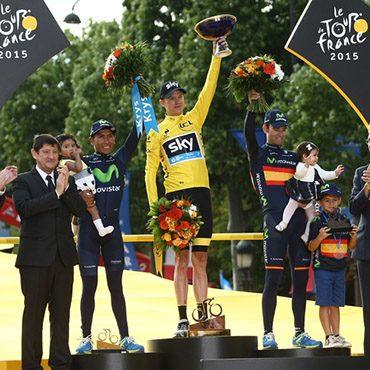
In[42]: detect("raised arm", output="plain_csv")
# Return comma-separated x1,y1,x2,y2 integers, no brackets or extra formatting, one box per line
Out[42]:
188,38,226,125
114,123,140,164
145,130,161,208
243,111,260,162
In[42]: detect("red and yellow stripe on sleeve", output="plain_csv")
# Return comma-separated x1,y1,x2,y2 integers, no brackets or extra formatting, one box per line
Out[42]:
263,166,295,186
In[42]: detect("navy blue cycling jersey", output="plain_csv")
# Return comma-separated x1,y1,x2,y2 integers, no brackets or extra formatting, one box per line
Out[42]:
308,211,351,271
80,125,139,223
244,111,297,215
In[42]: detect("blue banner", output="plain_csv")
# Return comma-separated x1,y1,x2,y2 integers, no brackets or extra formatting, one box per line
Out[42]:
119,171,140,271
230,128,266,154
131,76,158,137
219,270,233,290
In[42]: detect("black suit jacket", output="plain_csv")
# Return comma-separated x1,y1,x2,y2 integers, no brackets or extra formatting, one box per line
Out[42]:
0,193,4,209
349,165,370,261
12,167,86,267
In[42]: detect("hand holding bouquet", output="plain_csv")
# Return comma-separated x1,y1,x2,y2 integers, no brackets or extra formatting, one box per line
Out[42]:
226,55,287,113
147,197,203,253
103,42,155,97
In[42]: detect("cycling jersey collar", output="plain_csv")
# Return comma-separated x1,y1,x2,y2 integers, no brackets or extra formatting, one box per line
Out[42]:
265,142,284,150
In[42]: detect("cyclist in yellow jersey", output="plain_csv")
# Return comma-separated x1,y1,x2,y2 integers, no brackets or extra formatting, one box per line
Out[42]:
145,36,228,337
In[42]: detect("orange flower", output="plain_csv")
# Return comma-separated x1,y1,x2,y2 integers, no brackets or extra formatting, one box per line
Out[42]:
264,63,275,76
170,208,183,220
180,221,189,229
113,50,121,58
160,220,169,230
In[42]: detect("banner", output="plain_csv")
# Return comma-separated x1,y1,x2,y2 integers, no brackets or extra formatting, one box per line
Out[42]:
0,196,20,228
285,0,370,129
119,171,140,271
219,270,233,290
0,0,70,110
131,76,158,137
230,128,266,155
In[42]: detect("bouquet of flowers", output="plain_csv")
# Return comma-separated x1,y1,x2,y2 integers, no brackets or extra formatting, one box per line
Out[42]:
103,42,155,97
147,197,203,253
225,55,287,113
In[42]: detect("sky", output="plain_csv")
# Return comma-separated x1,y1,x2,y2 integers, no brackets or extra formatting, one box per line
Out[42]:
43,0,124,31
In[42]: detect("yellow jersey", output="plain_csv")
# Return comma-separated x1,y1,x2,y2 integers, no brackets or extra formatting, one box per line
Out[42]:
145,56,221,207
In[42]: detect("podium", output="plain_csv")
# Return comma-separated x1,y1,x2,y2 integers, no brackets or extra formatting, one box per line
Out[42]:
71,349,164,370
71,337,370,370
148,336,258,370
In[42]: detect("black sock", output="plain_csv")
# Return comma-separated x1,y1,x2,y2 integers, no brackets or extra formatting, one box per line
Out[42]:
178,305,187,321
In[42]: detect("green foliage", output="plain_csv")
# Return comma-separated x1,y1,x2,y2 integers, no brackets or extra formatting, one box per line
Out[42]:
0,0,367,296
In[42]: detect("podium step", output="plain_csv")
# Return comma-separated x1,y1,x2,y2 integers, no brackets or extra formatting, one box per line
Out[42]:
71,350,164,370
258,347,351,357
201,349,370,370
148,335,258,370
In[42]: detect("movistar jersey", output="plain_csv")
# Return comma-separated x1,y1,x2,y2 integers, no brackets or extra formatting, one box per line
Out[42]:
244,111,297,214
145,56,221,207
80,125,139,222
308,211,351,271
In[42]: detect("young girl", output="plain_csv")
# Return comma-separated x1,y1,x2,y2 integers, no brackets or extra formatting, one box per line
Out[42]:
275,141,344,242
56,134,114,237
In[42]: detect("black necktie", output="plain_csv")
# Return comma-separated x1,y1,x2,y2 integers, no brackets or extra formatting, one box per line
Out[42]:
46,175,55,192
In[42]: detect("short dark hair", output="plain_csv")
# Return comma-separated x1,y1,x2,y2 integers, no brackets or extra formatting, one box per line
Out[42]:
56,133,78,146
32,134,60,153
296,141,318,162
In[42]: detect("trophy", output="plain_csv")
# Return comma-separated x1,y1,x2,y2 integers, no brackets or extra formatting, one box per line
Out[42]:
189,298,230,337
327,213,353,233
97,328,120,349
194,14,237,58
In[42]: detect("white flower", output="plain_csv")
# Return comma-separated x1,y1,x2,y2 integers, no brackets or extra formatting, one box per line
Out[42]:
188,204,197,217
271,63,284,81
105,53,117,72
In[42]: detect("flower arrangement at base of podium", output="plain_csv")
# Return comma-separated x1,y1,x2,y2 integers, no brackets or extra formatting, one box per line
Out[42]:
147,197,203,253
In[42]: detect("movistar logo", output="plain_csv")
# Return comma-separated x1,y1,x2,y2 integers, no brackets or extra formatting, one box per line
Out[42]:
261,196,268,206
321,184,330,190
276,113,285,118
267,157,276,164
264,228,269,240
314,258,320,268
93,165,119,183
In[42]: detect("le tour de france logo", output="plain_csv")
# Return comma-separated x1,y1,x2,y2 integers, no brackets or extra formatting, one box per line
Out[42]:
317,5,368,61
0,3,38,58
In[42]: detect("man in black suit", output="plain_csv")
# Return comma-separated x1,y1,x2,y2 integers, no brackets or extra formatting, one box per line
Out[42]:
349,131,370,356
0,165,18,208
12,134,86,370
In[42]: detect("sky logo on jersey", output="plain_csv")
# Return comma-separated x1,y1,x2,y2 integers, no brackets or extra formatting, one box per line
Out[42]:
162,132,203,166
93,165,119,183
